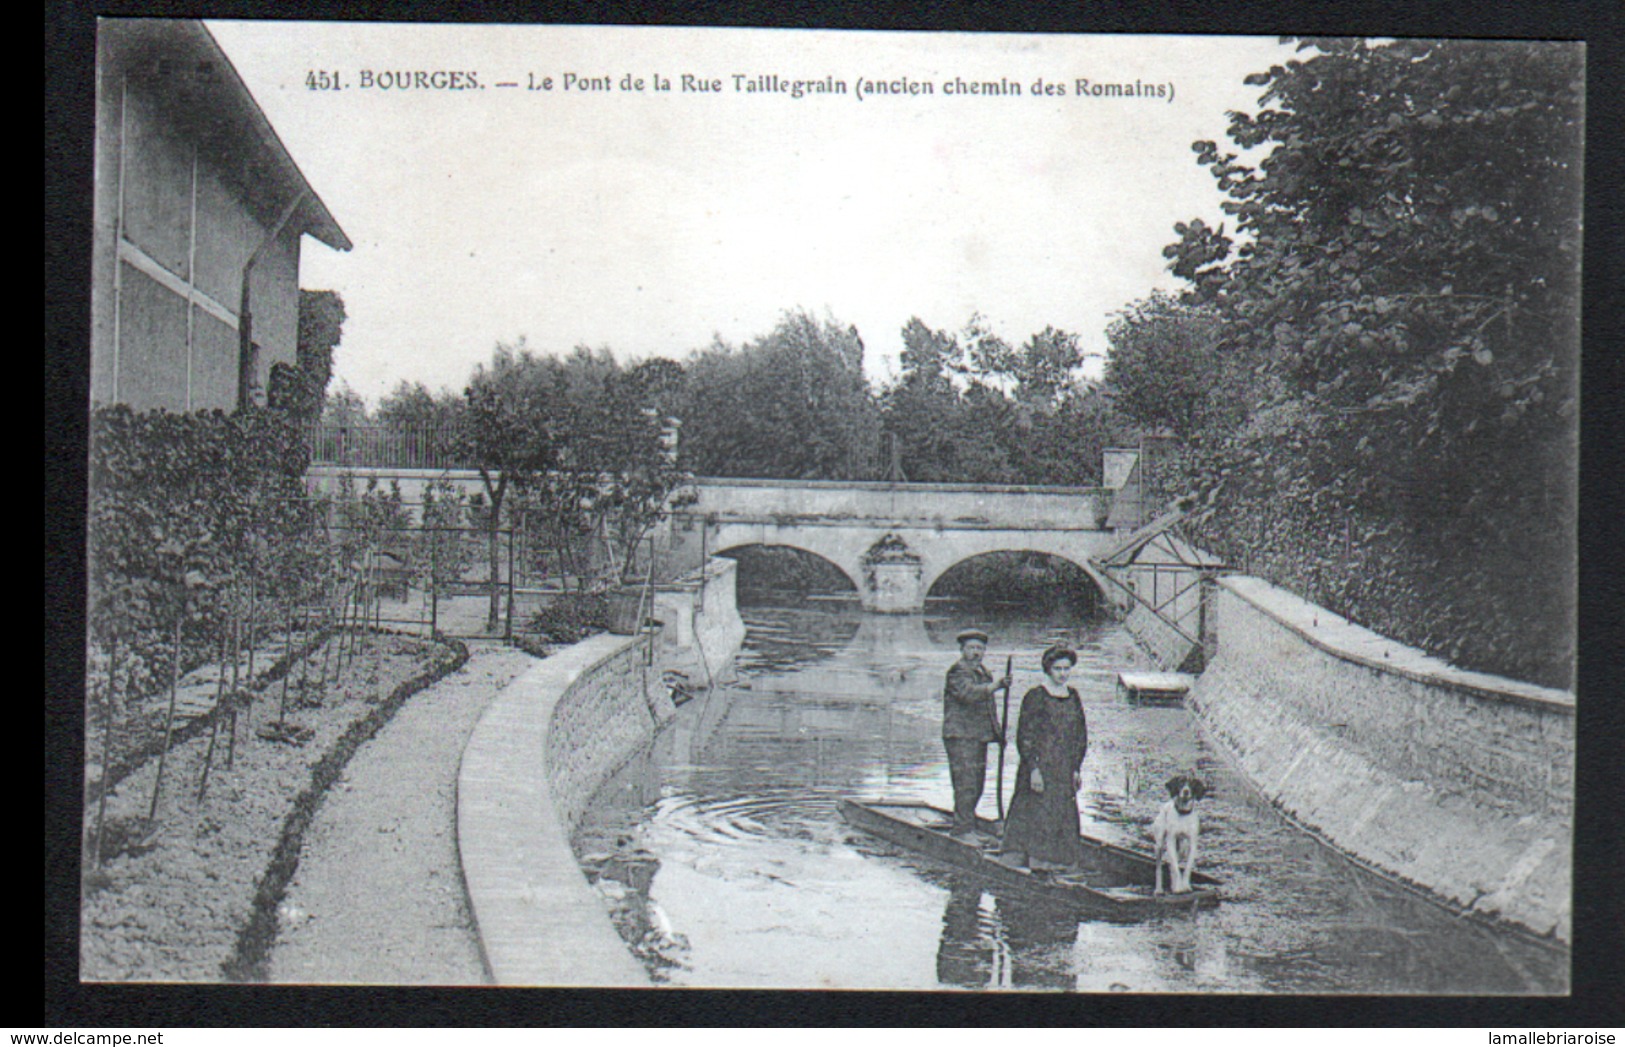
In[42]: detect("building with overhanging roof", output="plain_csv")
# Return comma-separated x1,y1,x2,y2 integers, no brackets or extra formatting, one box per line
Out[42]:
91,19,351,413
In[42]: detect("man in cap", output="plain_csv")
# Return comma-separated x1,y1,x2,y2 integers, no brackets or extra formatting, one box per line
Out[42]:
942,628,1010,842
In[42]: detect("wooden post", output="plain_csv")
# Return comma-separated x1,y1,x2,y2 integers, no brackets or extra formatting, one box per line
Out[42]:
148,614,184,825
505,524,515,641
995,655,1013,824
91,637,119,867
225,602,240,769
196,625,229,798
279,610,295,728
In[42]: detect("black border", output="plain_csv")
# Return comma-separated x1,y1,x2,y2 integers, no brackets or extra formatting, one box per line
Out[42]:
44,0,1625,1028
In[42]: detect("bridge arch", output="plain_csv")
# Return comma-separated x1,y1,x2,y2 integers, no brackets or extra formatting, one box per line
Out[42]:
923,543,1111,601
922,548,1110,607
714,541,860,594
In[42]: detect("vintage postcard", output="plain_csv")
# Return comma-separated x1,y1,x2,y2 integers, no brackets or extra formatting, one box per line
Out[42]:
76,19,1579,998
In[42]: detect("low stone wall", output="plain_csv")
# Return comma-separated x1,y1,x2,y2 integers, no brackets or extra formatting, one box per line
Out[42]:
1192,575,1573,942
651,556,748,689
457,634,663,986
457,556,745,985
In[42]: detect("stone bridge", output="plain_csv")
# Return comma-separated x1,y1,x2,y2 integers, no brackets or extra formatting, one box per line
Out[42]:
670,477,1116,613
304,467,1119,614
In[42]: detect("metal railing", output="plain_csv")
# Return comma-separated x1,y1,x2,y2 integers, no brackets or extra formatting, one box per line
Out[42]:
304,424,466,470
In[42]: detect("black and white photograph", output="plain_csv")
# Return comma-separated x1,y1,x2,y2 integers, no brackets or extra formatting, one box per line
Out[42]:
68,17,1582,998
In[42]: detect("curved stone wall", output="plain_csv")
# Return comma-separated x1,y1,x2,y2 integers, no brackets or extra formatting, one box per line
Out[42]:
456,558,745,985
1191,576,1573,942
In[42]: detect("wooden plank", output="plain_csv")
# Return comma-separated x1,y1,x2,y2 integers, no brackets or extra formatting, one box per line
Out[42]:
1117,672,1194,693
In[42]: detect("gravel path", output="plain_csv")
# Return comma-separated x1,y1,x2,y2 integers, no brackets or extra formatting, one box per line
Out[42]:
267,642,537,984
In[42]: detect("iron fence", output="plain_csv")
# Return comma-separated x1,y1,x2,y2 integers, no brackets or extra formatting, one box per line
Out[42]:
304,424,466,470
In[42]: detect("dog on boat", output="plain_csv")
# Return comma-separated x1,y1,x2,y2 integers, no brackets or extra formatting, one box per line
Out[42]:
1152,774,1207,895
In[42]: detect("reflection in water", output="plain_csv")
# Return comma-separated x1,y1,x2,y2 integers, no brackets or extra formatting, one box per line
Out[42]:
573,599,1569,993
935,881,994,990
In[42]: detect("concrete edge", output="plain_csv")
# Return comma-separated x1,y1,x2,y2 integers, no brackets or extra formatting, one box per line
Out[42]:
1189,681,1573,948
455,633,652,987
1219,575,1574,712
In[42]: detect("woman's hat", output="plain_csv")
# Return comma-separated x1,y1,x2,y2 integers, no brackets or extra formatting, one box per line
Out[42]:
1040,645,1078,673
955,629,990,646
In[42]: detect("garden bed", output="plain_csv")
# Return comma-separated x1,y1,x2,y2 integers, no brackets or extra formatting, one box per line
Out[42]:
79,632,466,982
84,624,330,811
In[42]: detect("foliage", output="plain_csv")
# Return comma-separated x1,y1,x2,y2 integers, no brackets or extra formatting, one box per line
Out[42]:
320,383,371,427
415,476,474,588
1145,37,1580,688
267,291,345,423
676,310,882,480
520,593,609,647
89,406,315,699
404,342,696,619
1103,293,1230,440
375,380,462,431
328,473,412,603
882,315,1123,485
454,340,571,626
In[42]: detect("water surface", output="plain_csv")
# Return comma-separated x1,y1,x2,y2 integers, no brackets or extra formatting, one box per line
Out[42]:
574,600,1568,993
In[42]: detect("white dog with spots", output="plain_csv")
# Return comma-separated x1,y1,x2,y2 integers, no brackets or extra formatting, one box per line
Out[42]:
1152,774,1207,895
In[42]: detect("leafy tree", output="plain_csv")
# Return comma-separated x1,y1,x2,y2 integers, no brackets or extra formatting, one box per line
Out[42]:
677,310,881,480
457,341,570,628
376,380,463,467
1011,383,1127,487
882,318,964,482
1155,37,1580,687
1103,293,1229,440
1011,326,1086,407
883,316,1111,485
375,380,460,430
320,383,371,427
897,317,957,396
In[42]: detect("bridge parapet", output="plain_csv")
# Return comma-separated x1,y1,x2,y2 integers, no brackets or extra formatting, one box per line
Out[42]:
687,477,1111,532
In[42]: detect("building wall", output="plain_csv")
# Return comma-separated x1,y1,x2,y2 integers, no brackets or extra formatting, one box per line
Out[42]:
1191,575,1573,940
92,62,303,412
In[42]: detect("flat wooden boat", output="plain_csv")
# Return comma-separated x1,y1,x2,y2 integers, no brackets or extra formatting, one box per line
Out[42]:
839,799,1221,917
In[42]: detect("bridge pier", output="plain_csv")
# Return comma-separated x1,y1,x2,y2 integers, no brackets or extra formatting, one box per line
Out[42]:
860,560,925,614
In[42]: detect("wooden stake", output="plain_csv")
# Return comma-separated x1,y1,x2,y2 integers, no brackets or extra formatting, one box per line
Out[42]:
91,636,119,867
196,622,229,799
279,610,295,728
225,604,240,769
148,614,183,825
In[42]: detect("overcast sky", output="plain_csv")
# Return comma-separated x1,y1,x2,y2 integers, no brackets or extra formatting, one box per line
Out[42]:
205,22,1290,404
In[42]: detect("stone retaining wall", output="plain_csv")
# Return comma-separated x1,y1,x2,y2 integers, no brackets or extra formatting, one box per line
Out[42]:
457,558,745,985
651,556,748,689
1192,575,1573,941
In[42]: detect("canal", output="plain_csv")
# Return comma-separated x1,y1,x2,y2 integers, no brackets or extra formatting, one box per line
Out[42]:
572,598,1568,993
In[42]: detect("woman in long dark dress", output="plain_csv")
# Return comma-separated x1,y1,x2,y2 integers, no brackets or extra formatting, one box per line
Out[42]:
997,645,1088,871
